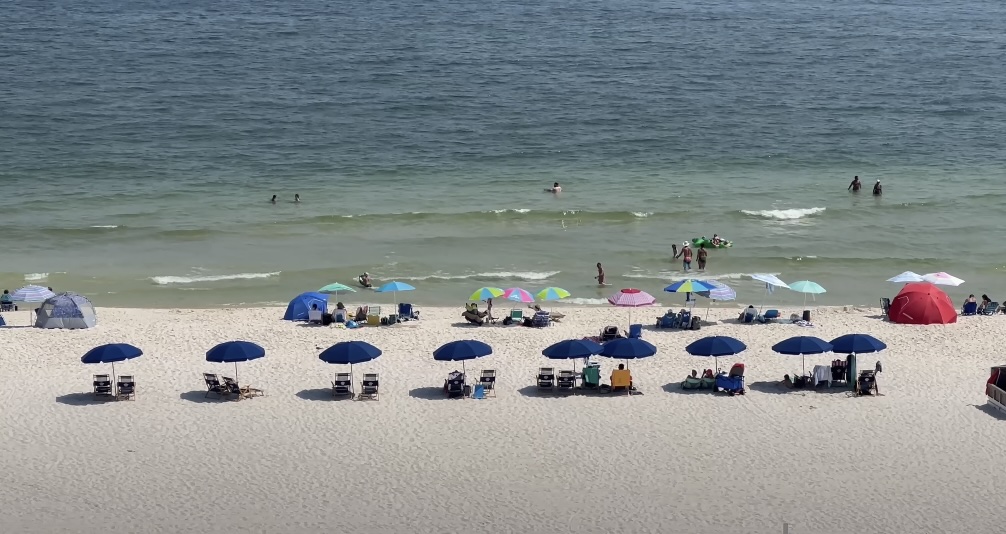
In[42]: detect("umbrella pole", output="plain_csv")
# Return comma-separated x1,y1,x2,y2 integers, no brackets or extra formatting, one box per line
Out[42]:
235,362,239,383
111,362,116,387
802,354,806,377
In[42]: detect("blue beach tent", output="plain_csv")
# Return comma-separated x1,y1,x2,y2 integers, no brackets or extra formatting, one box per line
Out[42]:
283,292,328,321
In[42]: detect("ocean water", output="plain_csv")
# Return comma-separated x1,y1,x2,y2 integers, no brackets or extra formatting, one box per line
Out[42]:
2,0,1005,308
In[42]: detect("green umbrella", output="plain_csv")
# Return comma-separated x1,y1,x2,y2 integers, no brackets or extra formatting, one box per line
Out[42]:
470,287,505,301
789,280,826,307
319,282,356,301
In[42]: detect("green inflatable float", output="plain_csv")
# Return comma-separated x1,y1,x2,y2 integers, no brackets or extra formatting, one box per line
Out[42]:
692,236,733,249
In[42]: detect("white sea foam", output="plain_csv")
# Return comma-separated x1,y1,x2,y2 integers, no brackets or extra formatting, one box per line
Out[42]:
632,212,653,218
563,297,610,305
741,207,826,220
396,270,560,282
24,273,48,281
90,225,119,229
487,208,531,214
150,272,281,285
562,209,581,215
622,271,780,282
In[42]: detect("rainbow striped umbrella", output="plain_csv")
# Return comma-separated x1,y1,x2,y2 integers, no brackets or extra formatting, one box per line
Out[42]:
536,287,570,302
664,279,716,294
503,287,534,303
470,287,505,301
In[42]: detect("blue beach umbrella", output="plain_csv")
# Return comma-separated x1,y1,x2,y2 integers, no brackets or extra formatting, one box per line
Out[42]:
319,341,382,380
82,343,143,384
772,336,833,375
206,341,265,382
829,334,886,355
434,339,493,377
685,336,746,371
600,337,657,360
542,338,603,359
376,281,416,309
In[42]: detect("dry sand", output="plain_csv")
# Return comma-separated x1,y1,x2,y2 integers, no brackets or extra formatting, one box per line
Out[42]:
0,304,1004,534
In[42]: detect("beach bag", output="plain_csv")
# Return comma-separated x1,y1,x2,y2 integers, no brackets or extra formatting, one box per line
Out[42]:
502,317,512,325
346,320,358,329
690,316,701,330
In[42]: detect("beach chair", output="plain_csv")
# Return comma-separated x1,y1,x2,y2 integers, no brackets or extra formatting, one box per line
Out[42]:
116,375,136,400
600,325,620,342
580,363,601,390
479,369,496,397
366,306,382,326
308,308,323,324
856,370,879,396
741,311,755,324
678,311,692,329
203,373,227,398
446,373,466,398
557,370,577,391
398,303,418,320
656,314,675,329
0,302,13,312
962,301,978,316
332,372,353,397
681,376,702,389
537,367,555,391
880,297,891,317
715,363,746,396
359,373,379,400
223,376,264,400
93,374,113,399
759,309,780,323
509,309,523,323
628,324,642,338
333,309,348,323
531,311,550,327
982,302,999,316
610,369,632,395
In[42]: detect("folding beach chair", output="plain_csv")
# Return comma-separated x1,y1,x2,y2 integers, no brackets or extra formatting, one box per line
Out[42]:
366,306,382,326
479,369,497,397
116,375,136,401
204,373,227,398
610,369,632,395
537,367,555,391
580,363,601,391
332,372,353,397
398,303,419,320
880,298,891,317
856,370,879,396
359,373,379,401
962,301,978,316
93,374,113,399
509,309,523,323
223,376,263,400
982,302,999,316
531,311,550,327
628,324,642,338
557,370,577,391
446,373,466,398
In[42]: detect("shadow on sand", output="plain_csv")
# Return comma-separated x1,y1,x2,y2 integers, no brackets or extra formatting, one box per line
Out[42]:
296,388,353,402
409,386,452,400
55,392,115,406
973,402,1006,420
179,390,230,404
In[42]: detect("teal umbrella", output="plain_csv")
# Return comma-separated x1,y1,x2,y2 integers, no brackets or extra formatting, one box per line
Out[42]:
789,280,826,307
318,282,356,301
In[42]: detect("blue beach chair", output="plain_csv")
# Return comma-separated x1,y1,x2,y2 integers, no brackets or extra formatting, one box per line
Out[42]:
628,324,642,338
962,301,978,316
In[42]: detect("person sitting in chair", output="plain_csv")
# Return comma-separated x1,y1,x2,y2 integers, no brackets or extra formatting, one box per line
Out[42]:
739,305,756,322
358,272,372,288
779,374,795,388
0,289,15,311
611,363,633,390
979,294,992,313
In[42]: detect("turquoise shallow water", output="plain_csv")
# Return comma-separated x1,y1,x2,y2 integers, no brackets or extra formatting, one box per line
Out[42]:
2,0,1005,307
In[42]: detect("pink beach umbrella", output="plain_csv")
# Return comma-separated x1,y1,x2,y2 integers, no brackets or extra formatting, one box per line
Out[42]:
502,287,535,303
608,288,656,324
921,272,965,286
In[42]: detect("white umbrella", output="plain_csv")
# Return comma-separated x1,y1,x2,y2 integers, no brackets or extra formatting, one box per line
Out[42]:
11,285,55,323
696,280,736,321
751,274,788,313
922,272,964,286
887,271,924,283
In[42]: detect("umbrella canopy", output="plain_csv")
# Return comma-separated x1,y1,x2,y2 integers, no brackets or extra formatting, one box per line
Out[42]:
502,287,534,303
773,335,832,374
696,280,736,301
318,282,356,295
888,282,957,325
921,272,964,286
283,292,328,321
376,281,415,293
542,339,603,359
206,341,265,363
470,287,505,301
751,274,789,289
319,341,382,365
887,271,924,283
664,279,716,294
11,285,55,302
433,339,493,361
600,337,657,359
81,343,143,364
789,281,826,294
536,287,571,302
685,336,747,357
608,288,656,307
829,334,887,354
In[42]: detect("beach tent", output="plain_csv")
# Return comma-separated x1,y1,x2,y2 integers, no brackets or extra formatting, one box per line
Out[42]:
34,292,97,329
888,282,956,325
283,292,328,321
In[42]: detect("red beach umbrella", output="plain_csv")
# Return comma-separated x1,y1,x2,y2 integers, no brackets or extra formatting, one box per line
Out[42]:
888,282,957,325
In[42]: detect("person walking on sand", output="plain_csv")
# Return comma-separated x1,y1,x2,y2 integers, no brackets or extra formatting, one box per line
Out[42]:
594,262,605,285
848,176,861,192
675,242,693,271
697,243,708,271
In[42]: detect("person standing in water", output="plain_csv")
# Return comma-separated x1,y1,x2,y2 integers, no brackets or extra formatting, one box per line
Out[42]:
675,242,693,271
697,244,708,271
594,262,605,285
270,195,277,203
545,182,561,193
294,194,301,203
873,179,882,195
848,176,861,191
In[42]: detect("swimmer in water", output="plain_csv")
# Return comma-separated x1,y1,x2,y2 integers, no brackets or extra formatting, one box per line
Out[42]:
270,195,277,203
294,194,301,203
594,262,605,285
873,179,882,196
545,182,561,193
358,272,372,288
848,176,862,192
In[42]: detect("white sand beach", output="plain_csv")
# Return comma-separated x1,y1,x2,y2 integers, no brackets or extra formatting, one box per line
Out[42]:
1,305,1004,534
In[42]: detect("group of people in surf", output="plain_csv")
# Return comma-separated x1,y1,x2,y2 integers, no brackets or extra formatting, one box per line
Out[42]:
848,176,882,195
